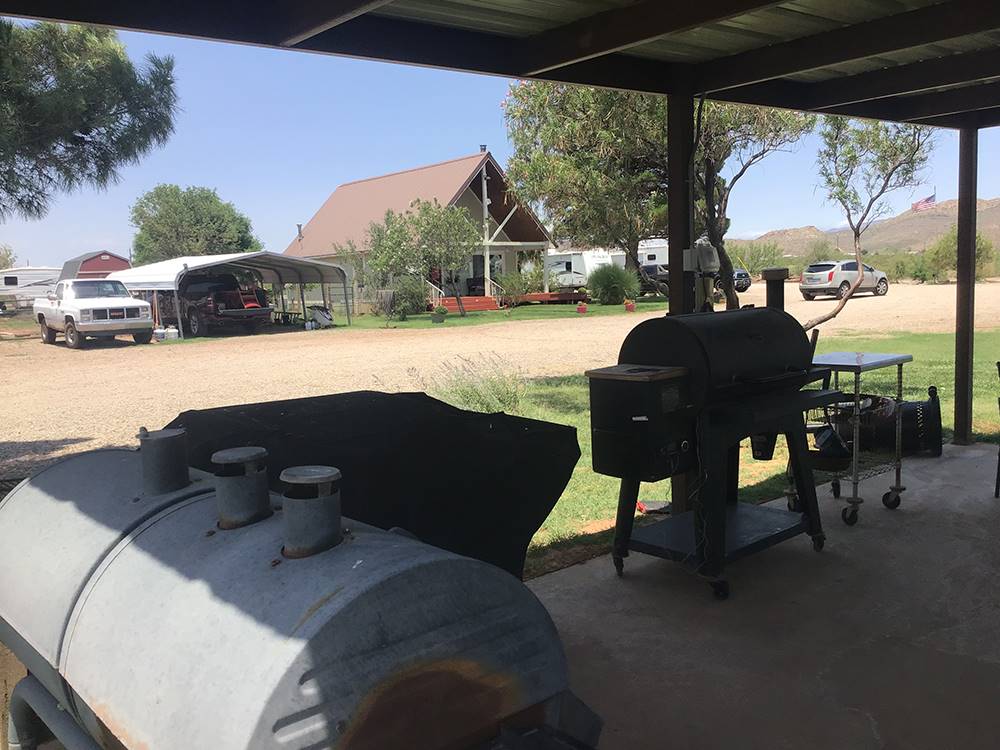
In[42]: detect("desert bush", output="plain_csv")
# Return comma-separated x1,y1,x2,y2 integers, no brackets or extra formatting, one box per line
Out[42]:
431,354,528,414
588,264,639,305
731,241,782,276
392,275,429,318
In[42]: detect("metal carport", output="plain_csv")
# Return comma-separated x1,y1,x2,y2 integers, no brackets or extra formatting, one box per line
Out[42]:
107,251,352,338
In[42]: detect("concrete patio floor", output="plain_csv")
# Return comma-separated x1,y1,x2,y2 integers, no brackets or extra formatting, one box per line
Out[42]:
529,443,1000,750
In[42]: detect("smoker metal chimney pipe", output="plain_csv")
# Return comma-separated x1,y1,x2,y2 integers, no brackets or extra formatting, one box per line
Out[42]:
137,427,190,496
280,466,343,558
212,446,272,529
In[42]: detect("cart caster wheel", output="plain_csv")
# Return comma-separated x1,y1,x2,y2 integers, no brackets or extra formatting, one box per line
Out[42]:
841,506,859,526
710,580,730,600
831,479,841,499
812,534,826,552
787,495,800,512
613,555,624,577
882,491,901,509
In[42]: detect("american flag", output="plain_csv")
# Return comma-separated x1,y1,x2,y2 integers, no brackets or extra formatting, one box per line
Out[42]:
911,193,936,212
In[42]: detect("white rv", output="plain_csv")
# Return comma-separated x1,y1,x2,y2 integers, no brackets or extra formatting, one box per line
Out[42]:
0,266,60,312
544,248,627,288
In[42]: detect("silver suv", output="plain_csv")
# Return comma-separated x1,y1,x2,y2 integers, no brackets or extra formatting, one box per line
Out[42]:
799,260,889,300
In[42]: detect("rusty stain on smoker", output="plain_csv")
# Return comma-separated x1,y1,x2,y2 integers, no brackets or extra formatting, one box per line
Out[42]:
93,702,149,750
329,658,522,750
292,587,344,635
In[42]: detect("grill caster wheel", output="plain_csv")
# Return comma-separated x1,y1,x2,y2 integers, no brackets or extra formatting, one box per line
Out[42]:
812,534,826,552
613,555,624,577
842,506,859,526
787,494,800,512
711,580,730,600
831,479,841,499
882,491,901,509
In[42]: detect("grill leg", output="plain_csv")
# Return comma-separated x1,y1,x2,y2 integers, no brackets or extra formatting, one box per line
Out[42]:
613,478,640,576
726,444,740,506
786,421,825,543
694,435,727,580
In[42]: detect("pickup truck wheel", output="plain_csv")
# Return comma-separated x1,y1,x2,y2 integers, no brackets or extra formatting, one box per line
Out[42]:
39,322,56,344
133,330,153,345
186,309,204,337
64,321,84,349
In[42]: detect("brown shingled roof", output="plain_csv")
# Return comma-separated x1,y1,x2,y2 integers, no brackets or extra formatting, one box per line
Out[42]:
284,151,549,258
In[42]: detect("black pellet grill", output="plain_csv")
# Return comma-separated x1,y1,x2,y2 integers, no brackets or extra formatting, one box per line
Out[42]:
587,307,841,597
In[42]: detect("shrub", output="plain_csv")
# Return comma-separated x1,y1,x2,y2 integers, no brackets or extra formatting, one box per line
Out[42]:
731,241,782,276
392,275,429,319
431,355,528,414
496,270,531,309
588,264,639,305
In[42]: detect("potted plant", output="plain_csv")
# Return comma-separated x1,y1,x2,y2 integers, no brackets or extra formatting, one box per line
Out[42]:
624,298,636,312
576,301,588,314
431,305,449,323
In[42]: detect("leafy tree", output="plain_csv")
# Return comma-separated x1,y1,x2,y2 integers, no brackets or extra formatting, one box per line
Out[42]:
807,118,934,330
697,102,815,307
411,199,480,316
504,82,813,304
0,20,177,221
505,83,667,275
130,184,261,264
925,224,995,281
0,243,15,269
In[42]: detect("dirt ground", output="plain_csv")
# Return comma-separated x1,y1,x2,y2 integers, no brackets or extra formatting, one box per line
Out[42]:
1,281,998,479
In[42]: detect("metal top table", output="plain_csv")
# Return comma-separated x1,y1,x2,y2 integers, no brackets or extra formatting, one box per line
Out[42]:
812,352,913,373
811,351,913,526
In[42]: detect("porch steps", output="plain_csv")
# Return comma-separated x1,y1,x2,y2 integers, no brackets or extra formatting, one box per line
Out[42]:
439,296,500,313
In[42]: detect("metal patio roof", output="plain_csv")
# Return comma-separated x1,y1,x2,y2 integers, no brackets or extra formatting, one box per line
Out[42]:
107,252,349,292
5,1,1000,129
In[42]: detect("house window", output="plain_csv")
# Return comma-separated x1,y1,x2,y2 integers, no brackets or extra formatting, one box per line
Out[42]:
3,276,16,286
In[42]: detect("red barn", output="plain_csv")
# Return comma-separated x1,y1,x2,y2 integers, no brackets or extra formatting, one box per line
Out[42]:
59,251,131,280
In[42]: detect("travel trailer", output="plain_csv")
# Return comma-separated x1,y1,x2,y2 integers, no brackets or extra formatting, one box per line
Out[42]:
545,248,626,288
0,266,60,311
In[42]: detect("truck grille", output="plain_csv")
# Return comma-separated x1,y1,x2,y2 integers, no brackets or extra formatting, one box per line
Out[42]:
91,308,139,320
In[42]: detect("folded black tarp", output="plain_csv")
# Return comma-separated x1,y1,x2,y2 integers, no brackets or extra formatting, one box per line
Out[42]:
166,391,580,578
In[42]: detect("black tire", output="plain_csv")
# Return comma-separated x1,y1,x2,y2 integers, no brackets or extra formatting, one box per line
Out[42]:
186,309,204,337
39,321,56,344
837,282,851,300
874,278,889,296
133,330,153,345
882,490,901,509
64,321,84,349
841,506,859,526
802,293,815,301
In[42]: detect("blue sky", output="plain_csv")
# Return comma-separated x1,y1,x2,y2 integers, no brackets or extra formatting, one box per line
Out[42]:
3,25,999,267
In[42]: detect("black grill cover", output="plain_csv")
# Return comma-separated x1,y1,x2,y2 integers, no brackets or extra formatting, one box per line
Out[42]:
165,392,579,578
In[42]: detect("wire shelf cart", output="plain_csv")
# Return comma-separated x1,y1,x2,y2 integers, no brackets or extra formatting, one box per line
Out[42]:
810,352,913,526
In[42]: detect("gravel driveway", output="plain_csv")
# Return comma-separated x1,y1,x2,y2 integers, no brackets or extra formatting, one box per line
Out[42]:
2,281,997,478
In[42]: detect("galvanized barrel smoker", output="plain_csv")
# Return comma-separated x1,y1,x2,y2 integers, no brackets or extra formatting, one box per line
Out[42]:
587,307,841,598
0,429,599,750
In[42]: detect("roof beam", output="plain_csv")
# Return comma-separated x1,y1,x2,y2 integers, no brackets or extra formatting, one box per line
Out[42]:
520,0,783,76
278,1,396,47
691,0,1000,94
722,48,1000,110
824,81,1000,123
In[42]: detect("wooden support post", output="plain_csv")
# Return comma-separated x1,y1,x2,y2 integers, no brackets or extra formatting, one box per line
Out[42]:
954,126,978,445
667,93,695,315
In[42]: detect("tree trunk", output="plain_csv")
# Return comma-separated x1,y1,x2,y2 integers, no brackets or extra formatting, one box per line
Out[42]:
704,157,739,310
450,277,467,317
803,230,866,330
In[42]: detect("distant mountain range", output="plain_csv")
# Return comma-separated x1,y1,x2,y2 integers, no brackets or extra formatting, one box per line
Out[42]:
730,198,1000,256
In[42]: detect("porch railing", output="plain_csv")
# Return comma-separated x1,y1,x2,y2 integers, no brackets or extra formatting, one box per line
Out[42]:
486,278,506,303
426,279,446,308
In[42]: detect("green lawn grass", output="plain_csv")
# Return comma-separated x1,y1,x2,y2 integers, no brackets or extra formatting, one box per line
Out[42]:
347,296,667,329
438,329,1000,577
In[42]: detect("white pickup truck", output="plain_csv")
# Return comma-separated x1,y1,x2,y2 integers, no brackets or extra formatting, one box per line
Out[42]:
34,278,153,349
